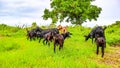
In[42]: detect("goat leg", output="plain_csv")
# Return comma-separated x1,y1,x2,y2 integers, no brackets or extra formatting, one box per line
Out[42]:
101,46,104,57
48,41,50,46
43,39,46,45
39,38,42,43
92,37,95,44
59,45,61,51
96,46,99,55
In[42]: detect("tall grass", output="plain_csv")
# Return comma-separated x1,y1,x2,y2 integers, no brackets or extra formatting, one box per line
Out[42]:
0,23,120,68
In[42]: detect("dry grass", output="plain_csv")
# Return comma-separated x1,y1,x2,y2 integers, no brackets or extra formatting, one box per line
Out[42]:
98,46,120,68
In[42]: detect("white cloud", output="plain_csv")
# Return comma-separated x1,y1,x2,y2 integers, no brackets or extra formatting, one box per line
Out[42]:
82,18,119,27
0,0,51,26
82,0,120,27
0,0,120,27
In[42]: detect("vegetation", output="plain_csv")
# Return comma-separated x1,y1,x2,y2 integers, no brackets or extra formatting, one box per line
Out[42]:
0,22,120,68
105,21,120,46
42,0,102,25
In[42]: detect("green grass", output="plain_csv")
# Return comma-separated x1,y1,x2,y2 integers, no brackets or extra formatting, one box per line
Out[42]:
0,37,111,68
0,24,120,68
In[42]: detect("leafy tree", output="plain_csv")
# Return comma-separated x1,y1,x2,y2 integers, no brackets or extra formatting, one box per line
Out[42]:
42,0,102,25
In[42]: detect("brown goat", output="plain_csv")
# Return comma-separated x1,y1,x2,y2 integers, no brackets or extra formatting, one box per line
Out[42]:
57,25,67,34
95,37,106,57
53,32,71,53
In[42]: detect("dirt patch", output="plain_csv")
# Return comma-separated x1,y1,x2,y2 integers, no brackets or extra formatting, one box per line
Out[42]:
0,35,4,38
98,46,120,68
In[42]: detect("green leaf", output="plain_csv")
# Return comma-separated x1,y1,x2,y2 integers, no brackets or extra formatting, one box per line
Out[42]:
42,0,102,25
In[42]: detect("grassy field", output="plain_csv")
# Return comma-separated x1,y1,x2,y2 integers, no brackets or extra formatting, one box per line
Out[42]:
0,23,120,68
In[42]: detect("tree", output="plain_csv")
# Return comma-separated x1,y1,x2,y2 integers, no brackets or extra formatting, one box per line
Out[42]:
42,0,102,25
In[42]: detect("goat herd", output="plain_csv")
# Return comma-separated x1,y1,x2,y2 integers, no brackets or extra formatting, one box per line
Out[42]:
27,25,107,57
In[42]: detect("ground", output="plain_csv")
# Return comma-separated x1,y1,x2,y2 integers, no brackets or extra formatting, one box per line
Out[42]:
98,46,120,68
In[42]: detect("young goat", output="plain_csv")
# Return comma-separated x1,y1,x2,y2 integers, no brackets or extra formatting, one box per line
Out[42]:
53,32,72,53
95,36,106,57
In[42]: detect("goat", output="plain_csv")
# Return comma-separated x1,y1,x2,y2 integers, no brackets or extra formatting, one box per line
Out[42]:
95,36,106,57
53,32,71,53
84,26,106,43
26,26,43,41
37,28,59,43
57,25,67,34
27,29,36,41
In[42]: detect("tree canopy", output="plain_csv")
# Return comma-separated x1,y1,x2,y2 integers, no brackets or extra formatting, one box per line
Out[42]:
42,0,102,25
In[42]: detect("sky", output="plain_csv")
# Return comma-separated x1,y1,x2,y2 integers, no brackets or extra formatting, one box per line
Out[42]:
0,0,120,27
82,0,120,27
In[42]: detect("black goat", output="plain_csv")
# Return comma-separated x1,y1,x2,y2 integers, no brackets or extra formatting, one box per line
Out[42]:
43,31,57,45
26,27,43,41
84,26,106,43
37,28,59,43
27,29,36,41
35,26,43,32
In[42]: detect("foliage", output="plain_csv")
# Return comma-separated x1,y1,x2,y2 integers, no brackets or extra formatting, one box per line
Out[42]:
105,21,120,46
108,21,120,28
42,0,102,25
0,24,25,37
